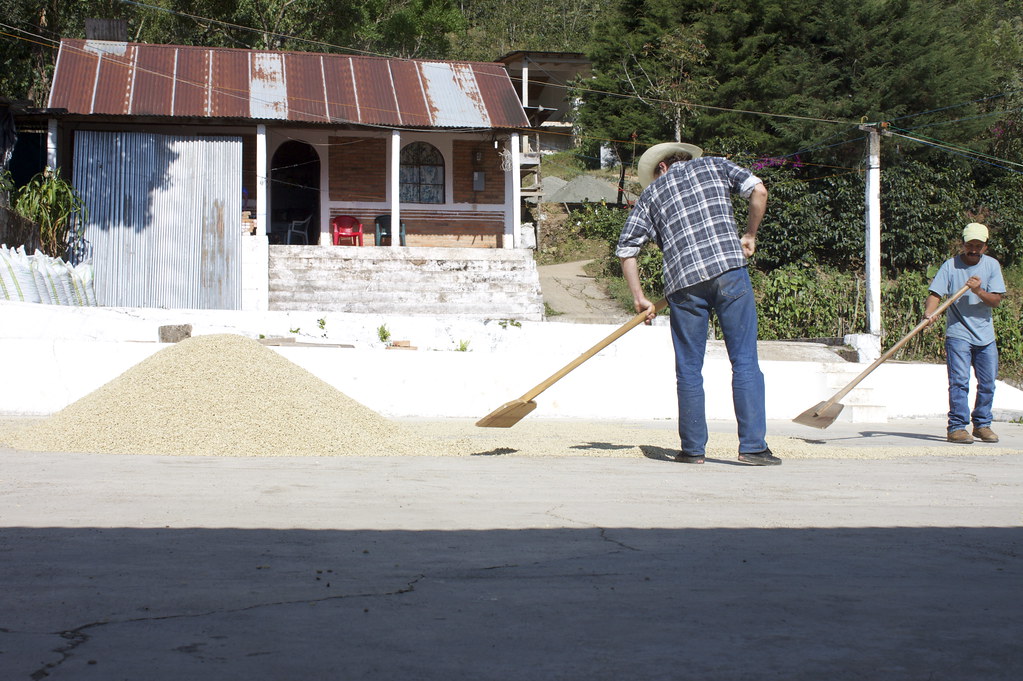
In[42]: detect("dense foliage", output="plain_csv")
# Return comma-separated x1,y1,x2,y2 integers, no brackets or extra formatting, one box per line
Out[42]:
0,0,614,105
571,0,1019,167
732,156,1023,274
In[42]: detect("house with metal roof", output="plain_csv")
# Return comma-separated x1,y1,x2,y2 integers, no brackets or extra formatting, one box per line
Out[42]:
42,39,542,316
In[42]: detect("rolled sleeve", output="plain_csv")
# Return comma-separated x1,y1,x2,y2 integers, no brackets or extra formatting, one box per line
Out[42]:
616,203,652,258
615,244,641,258
738,175,762,199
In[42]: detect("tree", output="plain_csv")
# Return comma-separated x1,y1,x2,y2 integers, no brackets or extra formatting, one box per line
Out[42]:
570,0,711,166
0,0,466,106
450,0,609,61
705,0,1007,161
986,0,1023,164
574,0,1012,164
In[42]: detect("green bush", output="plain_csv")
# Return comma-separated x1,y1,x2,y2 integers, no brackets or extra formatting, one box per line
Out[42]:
12,168,87,259
569,201,629,243
740,158,1023,274
751,265,867,340
569,161,1023,385
978,174,1023,269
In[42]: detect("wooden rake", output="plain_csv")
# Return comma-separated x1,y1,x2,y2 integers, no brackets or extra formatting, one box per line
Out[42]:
792,283,970,429
476,299,668,427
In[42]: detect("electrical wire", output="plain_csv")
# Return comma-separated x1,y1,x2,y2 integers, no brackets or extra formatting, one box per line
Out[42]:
2,6,1019,176
886,129,1023,173
118,0,386,58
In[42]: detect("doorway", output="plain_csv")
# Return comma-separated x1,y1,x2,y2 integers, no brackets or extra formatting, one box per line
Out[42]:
270,141,320,244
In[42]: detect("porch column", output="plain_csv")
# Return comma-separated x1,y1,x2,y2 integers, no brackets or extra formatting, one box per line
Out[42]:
390,129,401,248
243,124,270,311
46,119,58,168
519,58,530,156
509,132,521,249
256,124,268,237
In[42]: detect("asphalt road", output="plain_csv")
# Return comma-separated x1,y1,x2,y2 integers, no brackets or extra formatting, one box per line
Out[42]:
2,420,1021,681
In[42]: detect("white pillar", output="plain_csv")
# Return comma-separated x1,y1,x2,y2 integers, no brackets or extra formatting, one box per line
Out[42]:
520,59,530,155
862,125,882,337
520,57,529,106
317,140,329,245
509,132,521,249
256,124,268,237
46,119,58,168
242,124,270,312
390,129,401,247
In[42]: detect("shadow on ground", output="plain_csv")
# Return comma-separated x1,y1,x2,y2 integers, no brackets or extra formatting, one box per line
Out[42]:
4,526,1020,680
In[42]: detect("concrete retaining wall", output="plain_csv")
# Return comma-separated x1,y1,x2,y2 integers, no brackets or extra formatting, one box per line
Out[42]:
3,300,1022,423
268,246,544,320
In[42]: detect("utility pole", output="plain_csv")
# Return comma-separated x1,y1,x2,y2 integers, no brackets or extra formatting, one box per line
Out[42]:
859,123,888,342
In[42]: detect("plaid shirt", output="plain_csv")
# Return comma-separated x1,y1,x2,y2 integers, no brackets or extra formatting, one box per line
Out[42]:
617,156,762,295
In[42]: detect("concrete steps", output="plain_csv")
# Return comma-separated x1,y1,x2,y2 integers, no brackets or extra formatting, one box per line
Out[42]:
815,362,888,422
268,246,544,320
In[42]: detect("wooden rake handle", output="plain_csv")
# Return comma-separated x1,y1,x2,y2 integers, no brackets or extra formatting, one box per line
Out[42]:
818,283,971,411
520,299,668,403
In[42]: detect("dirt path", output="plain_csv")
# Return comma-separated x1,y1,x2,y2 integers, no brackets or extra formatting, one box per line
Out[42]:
537,259,633,323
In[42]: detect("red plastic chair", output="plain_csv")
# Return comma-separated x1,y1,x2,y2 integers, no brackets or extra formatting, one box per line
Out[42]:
331,215,364,246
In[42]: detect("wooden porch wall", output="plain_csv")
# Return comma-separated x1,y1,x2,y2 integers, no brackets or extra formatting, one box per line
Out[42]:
328,137,387,202
451,140,505,204
328,209,505,248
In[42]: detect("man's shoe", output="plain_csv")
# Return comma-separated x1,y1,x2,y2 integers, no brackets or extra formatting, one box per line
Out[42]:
947,429,974,444
675,452,705,464
737,449,782,466
972,426,999,443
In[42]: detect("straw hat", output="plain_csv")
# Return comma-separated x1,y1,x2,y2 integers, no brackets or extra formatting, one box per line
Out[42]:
637,142,703,188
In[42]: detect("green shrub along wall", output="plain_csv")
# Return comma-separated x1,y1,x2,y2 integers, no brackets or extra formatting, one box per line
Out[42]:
569,158,1023,385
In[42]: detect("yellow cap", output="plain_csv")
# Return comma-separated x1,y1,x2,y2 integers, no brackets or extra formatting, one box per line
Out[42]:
963,223,988,242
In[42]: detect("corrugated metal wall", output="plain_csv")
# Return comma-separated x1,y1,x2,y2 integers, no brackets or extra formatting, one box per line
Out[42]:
73,131,242,309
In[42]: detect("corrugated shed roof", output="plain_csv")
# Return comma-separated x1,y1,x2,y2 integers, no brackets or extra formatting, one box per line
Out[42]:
48,40,530,129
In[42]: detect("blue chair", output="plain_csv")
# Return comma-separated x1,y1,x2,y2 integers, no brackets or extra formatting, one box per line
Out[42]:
374,215,406,246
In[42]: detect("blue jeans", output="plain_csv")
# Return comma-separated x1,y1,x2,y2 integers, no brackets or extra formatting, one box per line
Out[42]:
667,267,767,456
945,337,998,433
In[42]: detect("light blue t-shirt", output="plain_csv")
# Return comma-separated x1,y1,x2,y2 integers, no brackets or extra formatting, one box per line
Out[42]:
929,254,1005,346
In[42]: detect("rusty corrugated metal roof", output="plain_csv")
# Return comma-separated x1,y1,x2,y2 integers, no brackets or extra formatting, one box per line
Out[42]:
49,40,530,129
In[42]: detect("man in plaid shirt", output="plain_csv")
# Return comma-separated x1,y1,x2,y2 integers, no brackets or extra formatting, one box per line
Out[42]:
616,142,779,466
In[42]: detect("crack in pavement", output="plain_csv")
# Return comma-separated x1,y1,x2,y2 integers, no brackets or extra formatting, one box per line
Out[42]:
599,528,641,551
542,505,642,552
25,576,424,679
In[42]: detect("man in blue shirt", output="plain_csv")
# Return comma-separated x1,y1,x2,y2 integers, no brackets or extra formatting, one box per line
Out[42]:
923,222,1006,443
617,142,777,466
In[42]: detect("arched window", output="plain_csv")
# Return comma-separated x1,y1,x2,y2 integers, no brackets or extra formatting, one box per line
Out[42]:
399,142,444,204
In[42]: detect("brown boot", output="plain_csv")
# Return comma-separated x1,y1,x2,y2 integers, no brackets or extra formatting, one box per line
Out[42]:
947,429,974,444
972,426,999,443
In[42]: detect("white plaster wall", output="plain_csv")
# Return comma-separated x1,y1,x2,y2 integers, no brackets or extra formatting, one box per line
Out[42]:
240,234,269,311
3,301,1022,421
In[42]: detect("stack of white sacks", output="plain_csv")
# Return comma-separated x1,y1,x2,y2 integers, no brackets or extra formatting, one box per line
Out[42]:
0,244,97,305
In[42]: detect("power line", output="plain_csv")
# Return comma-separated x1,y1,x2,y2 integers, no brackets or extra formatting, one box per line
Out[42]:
2,8,1019,173
887,129,1023,173
118,0,385,58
